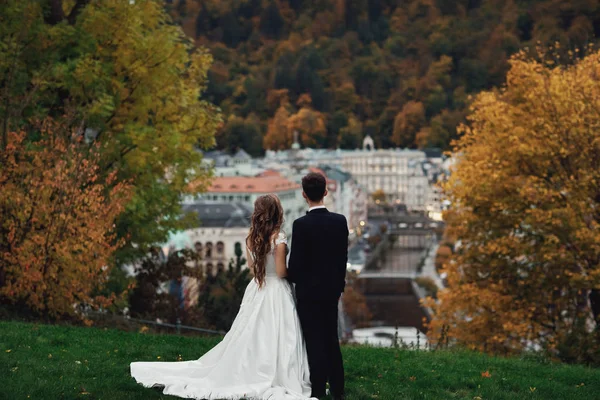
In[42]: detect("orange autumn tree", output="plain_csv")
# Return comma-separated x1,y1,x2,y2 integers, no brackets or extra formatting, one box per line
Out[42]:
0,120,131,318
263,104,292,150
428,49,600,360
392,101,426,148
342,271,372,329
371,189,386,204
287,106,327,148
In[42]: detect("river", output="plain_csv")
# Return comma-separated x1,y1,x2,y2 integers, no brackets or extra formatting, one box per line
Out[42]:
357,235,433,332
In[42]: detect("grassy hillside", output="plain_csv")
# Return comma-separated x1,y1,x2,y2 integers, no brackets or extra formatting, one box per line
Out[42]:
1,321,599,399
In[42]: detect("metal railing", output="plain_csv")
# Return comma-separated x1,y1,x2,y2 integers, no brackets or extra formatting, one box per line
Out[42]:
129,316,226,335
87,311,226,336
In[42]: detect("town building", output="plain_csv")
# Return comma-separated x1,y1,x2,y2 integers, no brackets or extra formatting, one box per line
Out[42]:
315,165,368,239
187,175,304,240
263,135,441,212
203,149,265,177
162,201,253,308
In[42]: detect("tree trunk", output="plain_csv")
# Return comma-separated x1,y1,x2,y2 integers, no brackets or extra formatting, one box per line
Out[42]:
67,0,91,25
44,0,65,25
44,0,90,25
590,289,600,330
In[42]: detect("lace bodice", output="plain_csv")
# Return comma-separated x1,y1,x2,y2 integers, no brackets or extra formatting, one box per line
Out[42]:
266,232,287,277
248,232,288,277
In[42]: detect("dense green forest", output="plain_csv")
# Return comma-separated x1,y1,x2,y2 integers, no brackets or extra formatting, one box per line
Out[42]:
166,0,600,155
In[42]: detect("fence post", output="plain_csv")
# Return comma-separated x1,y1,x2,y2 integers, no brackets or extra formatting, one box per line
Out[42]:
176,318,181,335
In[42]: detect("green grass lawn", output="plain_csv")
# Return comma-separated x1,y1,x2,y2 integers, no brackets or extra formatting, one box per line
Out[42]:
1,320,599,400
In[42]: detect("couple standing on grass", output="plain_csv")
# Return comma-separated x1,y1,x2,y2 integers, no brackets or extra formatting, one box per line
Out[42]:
131,172,349,400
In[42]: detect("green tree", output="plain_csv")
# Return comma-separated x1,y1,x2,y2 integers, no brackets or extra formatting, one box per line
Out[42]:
128,247,202,324
273,52,297,91
0,0,220,264
327,111,349,147
197,245,251,331
221,12,244,48
259,1,284,39
338,114,362,149
217,115,263,156
295,56,327,111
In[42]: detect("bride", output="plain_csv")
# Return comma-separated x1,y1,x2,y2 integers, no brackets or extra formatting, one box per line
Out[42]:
130,194,314,399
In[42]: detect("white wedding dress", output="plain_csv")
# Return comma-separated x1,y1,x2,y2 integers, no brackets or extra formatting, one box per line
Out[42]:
130,233,314,400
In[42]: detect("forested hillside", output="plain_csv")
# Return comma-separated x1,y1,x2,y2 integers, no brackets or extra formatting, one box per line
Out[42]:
166,0,600,155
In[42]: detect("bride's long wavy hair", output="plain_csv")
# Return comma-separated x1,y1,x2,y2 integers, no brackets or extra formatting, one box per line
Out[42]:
246,194,284,288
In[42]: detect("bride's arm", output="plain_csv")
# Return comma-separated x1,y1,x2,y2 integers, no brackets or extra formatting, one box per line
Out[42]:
245,240,255,276
274,243,288,278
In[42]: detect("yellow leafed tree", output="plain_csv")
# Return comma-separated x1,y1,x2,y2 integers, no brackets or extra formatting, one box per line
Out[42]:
0,0,220,263
428,49,600,362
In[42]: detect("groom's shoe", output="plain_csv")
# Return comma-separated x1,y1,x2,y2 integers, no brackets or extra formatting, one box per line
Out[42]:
330,389,345,400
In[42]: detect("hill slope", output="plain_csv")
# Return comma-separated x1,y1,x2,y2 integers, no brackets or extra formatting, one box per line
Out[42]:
1,320,599,399
166,0,600,155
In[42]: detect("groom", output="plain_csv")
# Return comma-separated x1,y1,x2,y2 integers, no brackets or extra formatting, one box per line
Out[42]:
288,172,348,400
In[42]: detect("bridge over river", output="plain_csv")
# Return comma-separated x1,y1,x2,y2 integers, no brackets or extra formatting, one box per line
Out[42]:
355,211,442,333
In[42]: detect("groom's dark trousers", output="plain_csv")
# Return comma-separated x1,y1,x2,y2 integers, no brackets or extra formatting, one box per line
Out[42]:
296,296,344,397
288,208,349,398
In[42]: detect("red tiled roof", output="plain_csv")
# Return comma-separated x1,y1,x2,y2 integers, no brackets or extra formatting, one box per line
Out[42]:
257,169,282,178
206,176,300,193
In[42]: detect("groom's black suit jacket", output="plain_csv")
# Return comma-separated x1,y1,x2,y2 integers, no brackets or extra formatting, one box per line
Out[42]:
287,208,349,301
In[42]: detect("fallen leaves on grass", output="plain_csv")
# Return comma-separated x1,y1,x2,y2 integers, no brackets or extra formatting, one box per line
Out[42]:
481,371,492,378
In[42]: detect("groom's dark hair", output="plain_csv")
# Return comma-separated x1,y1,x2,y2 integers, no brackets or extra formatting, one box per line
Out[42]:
302,172,327,202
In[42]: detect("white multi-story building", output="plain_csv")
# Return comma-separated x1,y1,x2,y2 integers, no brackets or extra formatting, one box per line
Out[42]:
162,201,253,308
406,159,429,212
338,136,429,207
264,135,437,211
315,165,368,238
202,149,266,177
425,184,444,221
